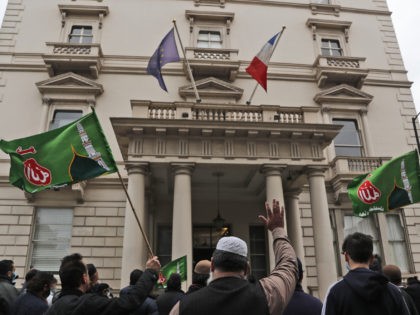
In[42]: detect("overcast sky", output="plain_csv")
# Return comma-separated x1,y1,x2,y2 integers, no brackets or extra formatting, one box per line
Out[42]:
0,0,418,111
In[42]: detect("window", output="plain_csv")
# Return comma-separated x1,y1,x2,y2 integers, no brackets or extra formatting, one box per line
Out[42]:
343,215,381,256
321,39,342,56
197,30,222,48
386,214,409,272
332,119,363,157
157,226,172,267
249,226,268,280
31,208,73,272
316,0,330,3
193,225,230,265
49,110,83,130
69,25,93,44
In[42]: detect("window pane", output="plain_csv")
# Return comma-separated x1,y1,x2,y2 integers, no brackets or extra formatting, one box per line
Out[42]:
249,226,267,279
69,36,81,44
82,35,93,44
157,226,172,267
71,27,82,35
49,110,82,130
333,119,362,157
31,208,73,272
386,215,409,272
344,215,381,255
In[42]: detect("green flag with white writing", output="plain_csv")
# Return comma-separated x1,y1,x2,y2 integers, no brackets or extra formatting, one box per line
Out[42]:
0,110,117,193
347,150,420,217
157,255,187,288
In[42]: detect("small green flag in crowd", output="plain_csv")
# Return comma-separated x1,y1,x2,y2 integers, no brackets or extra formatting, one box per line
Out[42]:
347,150,420,217
157,255,187,288
0,110,117,193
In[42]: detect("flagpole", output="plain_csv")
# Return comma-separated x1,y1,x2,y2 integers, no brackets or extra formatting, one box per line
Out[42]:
173,19,201,103
246,26,286,105
116,169,155,257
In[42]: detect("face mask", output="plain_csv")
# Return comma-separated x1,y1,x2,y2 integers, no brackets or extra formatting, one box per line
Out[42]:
345,262,351,271
11,272,19,285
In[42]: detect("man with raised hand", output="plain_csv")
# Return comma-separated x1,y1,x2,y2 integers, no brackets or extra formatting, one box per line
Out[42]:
170,199,297,315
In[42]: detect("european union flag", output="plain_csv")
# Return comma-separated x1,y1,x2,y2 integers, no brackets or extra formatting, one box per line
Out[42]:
147,28,180,91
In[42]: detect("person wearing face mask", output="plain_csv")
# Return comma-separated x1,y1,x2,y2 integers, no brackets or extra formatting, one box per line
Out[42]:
11,271,55,315
0,259,19,315
322,232,408,315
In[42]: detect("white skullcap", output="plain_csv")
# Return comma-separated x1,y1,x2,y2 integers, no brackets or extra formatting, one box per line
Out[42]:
216,236,248,257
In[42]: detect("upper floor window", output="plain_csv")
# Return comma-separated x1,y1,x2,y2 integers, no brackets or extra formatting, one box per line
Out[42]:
69,25,93,44
321,39,342,56
197,30,222,48
31,208,73,272
49,110,83,130
332,119,362,157
316,0,330,3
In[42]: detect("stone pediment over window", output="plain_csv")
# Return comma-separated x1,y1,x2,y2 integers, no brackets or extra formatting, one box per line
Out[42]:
179,77,243,103
36,72,103,104
314,84,373,108
194,0,226,8
59,4,109,28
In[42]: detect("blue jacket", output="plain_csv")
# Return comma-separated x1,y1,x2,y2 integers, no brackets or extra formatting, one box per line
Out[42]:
283,284,323,315
12,292,48,315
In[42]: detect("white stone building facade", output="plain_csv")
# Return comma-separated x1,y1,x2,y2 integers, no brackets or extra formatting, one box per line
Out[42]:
0,0,418,299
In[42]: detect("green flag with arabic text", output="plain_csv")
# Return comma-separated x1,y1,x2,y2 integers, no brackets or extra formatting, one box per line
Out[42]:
0,110,117,194
347,150,420,217
157,255,187,289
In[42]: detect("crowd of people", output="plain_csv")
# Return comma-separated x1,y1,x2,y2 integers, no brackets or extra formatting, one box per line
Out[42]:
1,199,420,315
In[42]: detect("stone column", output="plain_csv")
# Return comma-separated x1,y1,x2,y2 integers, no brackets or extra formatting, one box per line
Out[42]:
121,163,149,288
171,163,194,287
284,189,306,289
306,167,337,299
262,165,286,271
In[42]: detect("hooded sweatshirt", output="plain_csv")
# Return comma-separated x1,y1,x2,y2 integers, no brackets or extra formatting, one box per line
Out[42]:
322,268,408,315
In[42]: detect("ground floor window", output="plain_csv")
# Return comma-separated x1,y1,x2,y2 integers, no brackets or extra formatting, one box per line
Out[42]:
193,225,230,266
249,225,268,280
31,208,73,272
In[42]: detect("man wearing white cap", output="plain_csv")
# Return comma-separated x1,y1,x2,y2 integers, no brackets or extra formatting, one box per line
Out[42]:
169,199,297,315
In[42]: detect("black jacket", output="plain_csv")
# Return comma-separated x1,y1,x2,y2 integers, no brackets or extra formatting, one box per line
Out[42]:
322,268,408,315
179,276,269,315
405,281,420,314
156,289,185,315
46,269,157,315
0,276,18,315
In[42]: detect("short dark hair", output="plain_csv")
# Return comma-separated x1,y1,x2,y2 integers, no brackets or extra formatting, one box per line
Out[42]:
342,232,373,263
59,253,87,289
192,272,209,287
167,273,181,291
87,263,97,280
129,269,143,285
0,260,14,276
212,249,248,273
27,271,55,293
25,269,39,282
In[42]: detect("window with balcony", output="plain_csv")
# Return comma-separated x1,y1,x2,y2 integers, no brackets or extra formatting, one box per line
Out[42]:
31,208,73,272
49,110,83,130
69,25,93,44
197,30,222,48
332,119,363,157
321,39,342,56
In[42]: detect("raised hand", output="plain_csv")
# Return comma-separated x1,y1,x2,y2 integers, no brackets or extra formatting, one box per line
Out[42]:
146,256,161,272
258,199,284,231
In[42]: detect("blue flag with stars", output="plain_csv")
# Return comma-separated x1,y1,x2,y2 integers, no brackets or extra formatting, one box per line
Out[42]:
147,28,180,91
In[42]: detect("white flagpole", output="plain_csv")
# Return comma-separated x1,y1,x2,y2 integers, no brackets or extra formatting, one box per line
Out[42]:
173,20,201,103
246,26,286,105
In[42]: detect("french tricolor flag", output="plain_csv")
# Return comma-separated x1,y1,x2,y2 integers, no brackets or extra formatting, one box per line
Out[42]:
246,32,281,91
